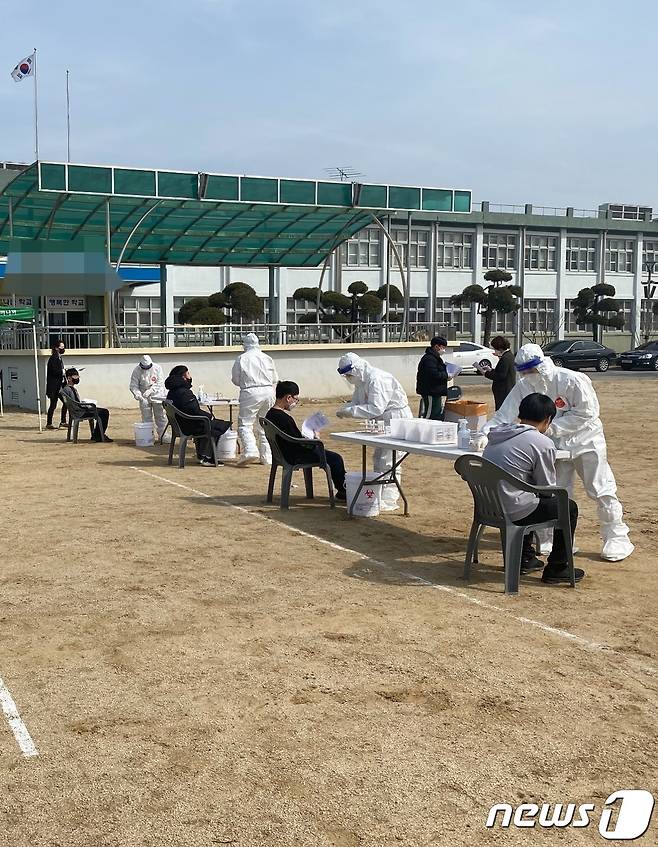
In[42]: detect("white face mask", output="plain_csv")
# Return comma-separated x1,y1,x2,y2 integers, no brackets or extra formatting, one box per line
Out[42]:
287,397,299,409
344,373,357,384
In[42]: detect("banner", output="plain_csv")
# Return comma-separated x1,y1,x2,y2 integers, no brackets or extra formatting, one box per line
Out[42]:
0,306,35,323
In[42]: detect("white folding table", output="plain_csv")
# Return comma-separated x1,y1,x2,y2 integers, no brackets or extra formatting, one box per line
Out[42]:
331,431,569,517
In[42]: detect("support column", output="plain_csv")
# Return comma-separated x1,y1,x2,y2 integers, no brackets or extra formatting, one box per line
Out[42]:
633,232,643,345
104,198,112,348
159,262,171,348
405,212,412,340
556,228,567,340
429,220,438,328
472,223,484,343
268,265,277,344
515,226,526,349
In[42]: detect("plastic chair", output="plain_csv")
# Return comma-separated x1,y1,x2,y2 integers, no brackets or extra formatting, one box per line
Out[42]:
259,416,335,510
59,390,107,443
453,454,575,595
162,400,220,468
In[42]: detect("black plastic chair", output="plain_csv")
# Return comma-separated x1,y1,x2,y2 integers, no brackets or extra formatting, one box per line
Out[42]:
454,454,575,595
162,400,220,468
59,390,107,443
259,416,335,510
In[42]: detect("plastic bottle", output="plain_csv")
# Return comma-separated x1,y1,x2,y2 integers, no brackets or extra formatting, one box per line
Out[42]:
457,418,471,450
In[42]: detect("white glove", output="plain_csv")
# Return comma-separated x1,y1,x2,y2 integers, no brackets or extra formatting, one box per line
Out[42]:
336,407,350,419
142,388,154,401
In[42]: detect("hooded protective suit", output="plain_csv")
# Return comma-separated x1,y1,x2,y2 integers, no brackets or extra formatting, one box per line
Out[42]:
336,352,412,511
232,333,278,463
482,343,633,561
129,355,167,437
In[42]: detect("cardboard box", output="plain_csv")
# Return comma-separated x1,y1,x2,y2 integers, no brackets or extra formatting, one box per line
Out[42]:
444,399,489,432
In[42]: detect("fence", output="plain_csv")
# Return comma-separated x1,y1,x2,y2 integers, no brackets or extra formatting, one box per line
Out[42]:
0,322,456,351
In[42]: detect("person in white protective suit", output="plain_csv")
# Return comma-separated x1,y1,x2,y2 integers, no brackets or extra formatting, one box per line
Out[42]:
482,343,634,562
336,352,412,511
129,355,168,440
232,333,278,465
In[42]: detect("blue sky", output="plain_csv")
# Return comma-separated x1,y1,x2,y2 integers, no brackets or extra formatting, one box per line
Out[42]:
1,0,654,208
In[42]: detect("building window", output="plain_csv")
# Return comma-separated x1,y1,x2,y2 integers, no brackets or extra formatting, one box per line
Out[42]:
524,235,557,271
482,233,517,269
566,237,597,272
605,238,634,273
390,228,430,268
173,296,192,323
607,299,633,332
389,297,428,323
286,296,316,324
491,310,515,333
435,297,472,334
341,228,381,267
120,295,161,327
642,240,658,271
437,231,473,269
522,299,557,333
564,299,589,333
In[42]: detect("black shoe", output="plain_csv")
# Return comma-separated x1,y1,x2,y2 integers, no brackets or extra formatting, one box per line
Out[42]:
91,434,113,443
199,456,223,466
521,555,544,574
542,566,585,584
59,422,68,429
335,489,347,501
46,424,56,430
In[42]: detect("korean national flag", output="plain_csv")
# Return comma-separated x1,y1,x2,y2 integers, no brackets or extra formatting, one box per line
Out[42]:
11,54,35,82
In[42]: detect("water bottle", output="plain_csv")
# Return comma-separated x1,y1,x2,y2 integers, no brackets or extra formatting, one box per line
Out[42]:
458,418,470,450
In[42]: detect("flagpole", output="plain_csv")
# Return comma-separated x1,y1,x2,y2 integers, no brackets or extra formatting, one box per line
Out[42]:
33,48,39,161
32,320,43,432
66,69,71,162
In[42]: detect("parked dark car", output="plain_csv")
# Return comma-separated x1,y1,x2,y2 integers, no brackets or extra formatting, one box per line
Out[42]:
618,341,658,371
542,340,617,372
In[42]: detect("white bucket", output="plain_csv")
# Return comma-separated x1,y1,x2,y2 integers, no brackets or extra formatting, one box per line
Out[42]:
217,429,238,459
133,421,154,447
345,471,381,518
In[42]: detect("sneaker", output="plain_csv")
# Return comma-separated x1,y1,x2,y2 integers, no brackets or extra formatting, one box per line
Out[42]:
46,424,56,430
520,556,545,574
198,457,222,467
59,422,68,429
335,489,347,502
541,566,585,585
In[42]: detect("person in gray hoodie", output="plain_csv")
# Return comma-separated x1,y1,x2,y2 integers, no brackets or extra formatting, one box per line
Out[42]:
483,392,584,584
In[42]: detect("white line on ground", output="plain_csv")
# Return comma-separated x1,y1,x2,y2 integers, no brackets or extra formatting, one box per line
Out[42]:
130,467,657,678
0,676,38,758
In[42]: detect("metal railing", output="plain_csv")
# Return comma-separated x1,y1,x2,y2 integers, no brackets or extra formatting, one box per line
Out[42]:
0,322,456,351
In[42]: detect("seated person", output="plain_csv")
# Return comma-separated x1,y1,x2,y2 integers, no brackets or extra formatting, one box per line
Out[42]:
482,392,584,585
164,365,230,466
60,368,113,443
59,368,113,442
265,380,347,501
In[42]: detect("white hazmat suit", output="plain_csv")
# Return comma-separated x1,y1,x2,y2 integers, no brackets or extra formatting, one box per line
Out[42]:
336,352,412,511
232,333,278,464
129,355,167,438
482,343,633,562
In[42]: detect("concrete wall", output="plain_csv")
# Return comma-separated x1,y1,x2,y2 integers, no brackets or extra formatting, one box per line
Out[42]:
0,342,431,411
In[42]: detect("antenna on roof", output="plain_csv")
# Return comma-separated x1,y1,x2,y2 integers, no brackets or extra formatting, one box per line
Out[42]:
323,166,364,182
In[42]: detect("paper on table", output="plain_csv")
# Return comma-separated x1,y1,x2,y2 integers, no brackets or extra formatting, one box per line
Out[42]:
301,411,329,439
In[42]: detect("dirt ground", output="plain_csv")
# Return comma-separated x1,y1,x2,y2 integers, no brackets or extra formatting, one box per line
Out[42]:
0,377,656,846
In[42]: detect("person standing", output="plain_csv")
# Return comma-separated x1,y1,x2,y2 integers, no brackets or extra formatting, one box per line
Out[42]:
336,352,412,512
481,336,516,411
416,335,448,419
483,343,633,562
232,333,278,465
45,340,67,430
129,354,167,440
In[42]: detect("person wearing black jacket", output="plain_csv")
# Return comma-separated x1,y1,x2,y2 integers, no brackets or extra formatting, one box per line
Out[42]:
483,336,516,410
265,380,346,500
164,365,230,466
46,340,67,429
416,336,449,419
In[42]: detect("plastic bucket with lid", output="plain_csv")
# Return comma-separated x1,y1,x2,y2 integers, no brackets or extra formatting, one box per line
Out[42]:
345,471,381,518
133,422,154,447
217,429,238,460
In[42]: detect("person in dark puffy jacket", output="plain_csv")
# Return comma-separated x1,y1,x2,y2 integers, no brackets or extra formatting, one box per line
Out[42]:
165,365,230,466
46,340,67,429
416,336,448,419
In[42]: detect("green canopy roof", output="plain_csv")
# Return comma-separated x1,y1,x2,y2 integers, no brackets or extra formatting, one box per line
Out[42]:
0,162,471,268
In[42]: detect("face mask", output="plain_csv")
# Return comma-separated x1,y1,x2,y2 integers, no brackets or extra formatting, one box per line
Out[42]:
288,398,299,409
185,376,193,386
72,377,80,385
58,348,65,355
344,373,357,385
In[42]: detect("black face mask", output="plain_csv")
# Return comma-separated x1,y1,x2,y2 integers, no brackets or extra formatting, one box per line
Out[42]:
58,348,65,355
185,376,193,386
72,377,80,385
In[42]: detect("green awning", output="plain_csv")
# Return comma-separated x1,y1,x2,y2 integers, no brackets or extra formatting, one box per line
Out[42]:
0,162,472,268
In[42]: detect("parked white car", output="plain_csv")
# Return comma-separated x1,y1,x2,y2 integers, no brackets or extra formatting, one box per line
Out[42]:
444,342,496,374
